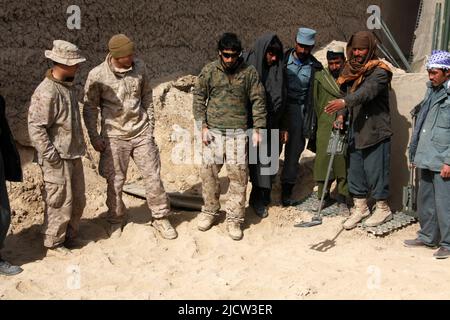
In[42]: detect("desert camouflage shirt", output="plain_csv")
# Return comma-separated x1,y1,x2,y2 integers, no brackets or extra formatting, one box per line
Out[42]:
193,59,267,131
28,70,86,163
83,54,153,143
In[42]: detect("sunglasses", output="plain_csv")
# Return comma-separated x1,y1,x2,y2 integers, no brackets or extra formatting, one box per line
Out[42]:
221,51,241,59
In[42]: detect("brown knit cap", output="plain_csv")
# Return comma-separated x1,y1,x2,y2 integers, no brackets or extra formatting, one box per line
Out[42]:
108,34,134,58
350,31,372,49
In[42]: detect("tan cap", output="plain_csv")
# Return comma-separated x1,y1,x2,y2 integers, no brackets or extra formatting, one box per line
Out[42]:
108,34,135,58
45,40,86,66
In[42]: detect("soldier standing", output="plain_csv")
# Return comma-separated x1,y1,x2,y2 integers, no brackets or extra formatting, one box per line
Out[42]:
193,33,267,240
28,40,87,253
83,34,177,240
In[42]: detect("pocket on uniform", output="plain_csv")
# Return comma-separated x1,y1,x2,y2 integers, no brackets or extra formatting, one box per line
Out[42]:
98,150,110,179
42,164,66,208
436,106,450,128
129,78,141,97
230,83,246,98
431,127,450,148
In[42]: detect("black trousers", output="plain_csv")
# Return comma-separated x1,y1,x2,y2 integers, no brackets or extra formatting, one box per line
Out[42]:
249,185,271,208
0,151,11,251
348,138,391,200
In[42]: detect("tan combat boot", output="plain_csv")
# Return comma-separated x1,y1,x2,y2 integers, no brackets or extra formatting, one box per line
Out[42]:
343,198,370,230
152,217,178,240
227,221,243,241
197,213,216,232
364,200,393,227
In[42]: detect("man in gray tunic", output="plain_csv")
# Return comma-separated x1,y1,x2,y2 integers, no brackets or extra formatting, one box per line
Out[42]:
404,51,450,259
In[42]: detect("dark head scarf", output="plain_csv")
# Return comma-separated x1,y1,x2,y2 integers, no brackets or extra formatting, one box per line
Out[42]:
244,33,284,114
337,31,392,91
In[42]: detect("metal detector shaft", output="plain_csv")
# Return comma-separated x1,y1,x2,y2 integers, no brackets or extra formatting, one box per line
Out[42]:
316,131,339,220
295,129,340,228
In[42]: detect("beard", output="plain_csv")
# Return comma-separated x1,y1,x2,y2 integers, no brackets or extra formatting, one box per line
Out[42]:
64,76,75,83
330,68,342,79
353,54,367,65
296,52,310,62
221,57,242,74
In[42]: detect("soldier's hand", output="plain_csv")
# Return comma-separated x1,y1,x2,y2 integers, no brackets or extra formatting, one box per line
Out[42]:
47,152,63,167
441,164,450,179
280,130,289,144
252,130,262,147
93,138,106,152
325,99,346,114
202,127,212,146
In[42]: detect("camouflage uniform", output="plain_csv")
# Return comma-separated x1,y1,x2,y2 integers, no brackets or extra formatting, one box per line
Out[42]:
193,59,266,223
83,54,169,224
28,70,86,248
201,129,248,222
193,60,266,131
99,128,169,222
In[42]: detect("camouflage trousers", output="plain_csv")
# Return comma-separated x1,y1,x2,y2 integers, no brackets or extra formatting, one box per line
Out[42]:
201,129,248,223
40,158,85,248
99,128,170,224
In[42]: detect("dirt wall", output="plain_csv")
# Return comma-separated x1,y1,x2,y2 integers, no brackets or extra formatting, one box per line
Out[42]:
0,0,379,145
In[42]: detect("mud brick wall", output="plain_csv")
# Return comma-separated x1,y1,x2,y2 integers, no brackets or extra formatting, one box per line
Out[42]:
0,0,379,145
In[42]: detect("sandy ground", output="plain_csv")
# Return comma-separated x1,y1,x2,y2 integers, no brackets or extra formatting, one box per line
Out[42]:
1,203,449,300
1,155,449,300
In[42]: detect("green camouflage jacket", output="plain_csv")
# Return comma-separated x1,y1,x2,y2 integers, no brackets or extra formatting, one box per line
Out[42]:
193,59,267,131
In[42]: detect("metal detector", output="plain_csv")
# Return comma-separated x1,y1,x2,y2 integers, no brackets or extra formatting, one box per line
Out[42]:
295,127,345,228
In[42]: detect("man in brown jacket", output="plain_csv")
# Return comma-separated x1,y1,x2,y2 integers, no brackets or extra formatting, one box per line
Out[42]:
28,40,87,253
83,34,177,240
325,31,393,230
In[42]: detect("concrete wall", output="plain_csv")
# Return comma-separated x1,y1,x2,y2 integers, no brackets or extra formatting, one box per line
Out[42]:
389,73,428,210
0,0,379,146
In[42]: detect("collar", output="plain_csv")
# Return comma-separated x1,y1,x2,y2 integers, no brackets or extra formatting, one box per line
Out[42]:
287,51,311,66
107,53,134,76
426,79,450,90
215,58,244,74
46,69,74,87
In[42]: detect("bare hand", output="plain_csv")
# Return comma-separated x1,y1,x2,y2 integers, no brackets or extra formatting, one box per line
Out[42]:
202,127,212,146
325,99,346,114
93,138,106,152
280,130,289,144
441,164,450,179
333,114,344,130
252,130,262,147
